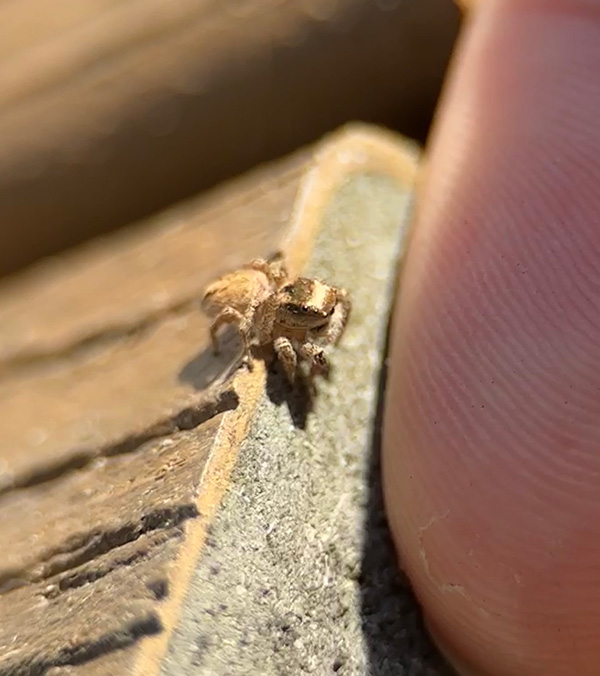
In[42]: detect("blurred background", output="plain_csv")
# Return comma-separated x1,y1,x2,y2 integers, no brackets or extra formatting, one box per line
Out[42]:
0,0,461,280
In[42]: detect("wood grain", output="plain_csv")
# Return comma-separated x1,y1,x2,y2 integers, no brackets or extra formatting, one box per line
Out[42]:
0,124,420,676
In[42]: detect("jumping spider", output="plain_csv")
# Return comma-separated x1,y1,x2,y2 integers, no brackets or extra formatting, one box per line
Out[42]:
201,253,351,383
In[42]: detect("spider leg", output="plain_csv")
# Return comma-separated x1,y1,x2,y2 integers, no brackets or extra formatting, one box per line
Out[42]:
274,336,297,384
298,341,329,377
325,288,352,346
254,295,278,345
208,306,254,369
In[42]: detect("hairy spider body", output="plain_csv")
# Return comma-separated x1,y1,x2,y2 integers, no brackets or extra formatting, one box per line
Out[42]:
201,256,287,367
201,255,350,382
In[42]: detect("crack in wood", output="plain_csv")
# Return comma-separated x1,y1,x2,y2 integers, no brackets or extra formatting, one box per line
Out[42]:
0,388,239,498
0,507,195,595
49,529,181,599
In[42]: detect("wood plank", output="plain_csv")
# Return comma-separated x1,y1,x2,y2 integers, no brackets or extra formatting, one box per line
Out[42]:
0,0,460,276
0,143,306,674
0,149,308,489
0,536,176,676
0,150,308,369
0,124,425,676
154,132,450,676
0,417,222,587
135,124,422,675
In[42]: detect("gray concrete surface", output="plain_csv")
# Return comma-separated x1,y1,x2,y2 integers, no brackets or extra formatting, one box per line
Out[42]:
161,173,454,675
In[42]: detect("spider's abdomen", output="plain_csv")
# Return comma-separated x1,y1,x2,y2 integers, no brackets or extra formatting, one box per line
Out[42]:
201,269,271,316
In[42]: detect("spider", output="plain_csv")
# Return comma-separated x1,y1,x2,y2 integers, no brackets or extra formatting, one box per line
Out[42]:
201,253,351,383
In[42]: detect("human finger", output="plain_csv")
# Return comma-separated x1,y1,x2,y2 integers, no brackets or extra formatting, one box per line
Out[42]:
383,1,600,674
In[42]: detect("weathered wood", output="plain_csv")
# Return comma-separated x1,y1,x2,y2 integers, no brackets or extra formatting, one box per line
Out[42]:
0,142,306,675
0,0,460,276
0,125,425,676
0,149,308,489
156,134,451,676
0,416,222,587
0,150,308,368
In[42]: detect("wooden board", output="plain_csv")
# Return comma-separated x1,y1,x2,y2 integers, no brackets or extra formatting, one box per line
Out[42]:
0,124,421,676
0,0,460,276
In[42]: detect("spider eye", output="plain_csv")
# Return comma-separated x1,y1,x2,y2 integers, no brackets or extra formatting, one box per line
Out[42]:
301,305,309,313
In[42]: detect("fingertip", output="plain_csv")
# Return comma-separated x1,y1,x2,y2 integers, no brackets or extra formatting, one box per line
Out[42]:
383,1,600,675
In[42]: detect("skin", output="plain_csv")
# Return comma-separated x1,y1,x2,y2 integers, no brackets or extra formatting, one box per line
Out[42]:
382,1,600,675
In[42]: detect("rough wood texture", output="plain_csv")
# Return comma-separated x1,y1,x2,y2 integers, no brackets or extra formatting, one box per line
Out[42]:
157,138,447,676
0,0,460,276
0,125,427,675
0,141,308,675
0,150,308,368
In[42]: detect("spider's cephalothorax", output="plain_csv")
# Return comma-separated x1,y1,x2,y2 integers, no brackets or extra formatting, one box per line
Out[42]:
201,254,351,383
275,278,337,331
